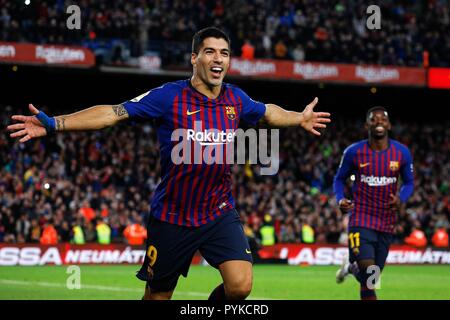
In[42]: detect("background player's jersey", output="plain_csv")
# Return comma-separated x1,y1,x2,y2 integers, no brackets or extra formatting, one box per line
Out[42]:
333,139,414,233
123,79,266,227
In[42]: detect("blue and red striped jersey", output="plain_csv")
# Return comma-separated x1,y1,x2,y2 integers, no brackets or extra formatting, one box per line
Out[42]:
123,79,266,227
333,139,414,233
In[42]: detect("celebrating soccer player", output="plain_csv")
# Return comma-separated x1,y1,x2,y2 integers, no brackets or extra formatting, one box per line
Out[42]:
333,107,414,300
7,27,330,300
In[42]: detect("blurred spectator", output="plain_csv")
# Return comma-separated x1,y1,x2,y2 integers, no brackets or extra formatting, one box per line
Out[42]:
404,225,428,247
241,39,255,60
291,44,305,61
259,214,276,246
301,222,314,244
280,223,297,243
40,219,58,245
28,219,41,243
16,214,31,242
123,216,147,245
72,221,85,245
96,219,111,245
58,221,72,242
274,40,288,59
84,221,97,243
100,203,109,218
432,228,449,248
0,224,4,242
79,201,96,223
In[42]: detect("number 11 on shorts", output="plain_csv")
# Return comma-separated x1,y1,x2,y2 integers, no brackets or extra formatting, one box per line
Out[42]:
349,232,360,248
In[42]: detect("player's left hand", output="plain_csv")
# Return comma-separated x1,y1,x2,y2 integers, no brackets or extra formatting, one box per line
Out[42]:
300,97,331,136
388,193,401,211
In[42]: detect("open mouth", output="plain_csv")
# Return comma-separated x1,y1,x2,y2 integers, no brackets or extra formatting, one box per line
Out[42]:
210,66,223,78
375,125,385,133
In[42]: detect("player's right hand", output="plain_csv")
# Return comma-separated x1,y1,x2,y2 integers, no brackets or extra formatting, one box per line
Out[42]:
338,199,354,213
7,104,48,143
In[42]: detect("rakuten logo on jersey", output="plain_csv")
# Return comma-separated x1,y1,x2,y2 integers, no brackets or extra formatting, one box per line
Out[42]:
171,120,236,165
360,175,397,186
186,128,235,146
171,121,280,174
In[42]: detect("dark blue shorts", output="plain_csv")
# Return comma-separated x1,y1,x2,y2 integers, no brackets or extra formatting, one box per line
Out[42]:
136,209,253,292
348,227,394,270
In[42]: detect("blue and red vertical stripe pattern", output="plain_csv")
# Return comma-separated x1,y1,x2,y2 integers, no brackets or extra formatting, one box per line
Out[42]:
333,139,414,233
123,79,266,227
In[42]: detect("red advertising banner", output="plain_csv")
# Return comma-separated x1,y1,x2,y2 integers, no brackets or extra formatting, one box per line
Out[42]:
229,58,426,86
1,243,448,266
0,41,95,67
0,244,144,266
0,243,201,266
428,67,450,89
258,244,450,265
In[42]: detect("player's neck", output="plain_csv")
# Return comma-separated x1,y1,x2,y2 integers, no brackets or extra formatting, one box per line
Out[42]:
369,137,389,151
190,76,222,99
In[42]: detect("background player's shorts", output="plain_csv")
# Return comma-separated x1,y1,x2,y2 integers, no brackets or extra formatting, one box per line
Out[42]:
136,209,253,292
348,227,394,270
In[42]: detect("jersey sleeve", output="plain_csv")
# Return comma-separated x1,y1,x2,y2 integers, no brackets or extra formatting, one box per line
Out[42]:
235,88,266,126
399,146,414,203
122,84,172,120
333,145,356,203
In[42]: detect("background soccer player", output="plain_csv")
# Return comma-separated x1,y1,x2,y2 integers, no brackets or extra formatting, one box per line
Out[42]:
333,106,414,300
7,27,331,300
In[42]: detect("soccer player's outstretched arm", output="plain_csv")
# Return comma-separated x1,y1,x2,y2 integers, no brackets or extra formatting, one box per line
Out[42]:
333,147,355,213
262,97,331,135
7,103,129,143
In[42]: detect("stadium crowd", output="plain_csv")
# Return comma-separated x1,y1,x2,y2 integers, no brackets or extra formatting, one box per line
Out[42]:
0,105,448,247
0,0,450,67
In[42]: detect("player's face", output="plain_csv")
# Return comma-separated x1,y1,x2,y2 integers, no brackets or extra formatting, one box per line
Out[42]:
366,110,391,139
191,37,230,87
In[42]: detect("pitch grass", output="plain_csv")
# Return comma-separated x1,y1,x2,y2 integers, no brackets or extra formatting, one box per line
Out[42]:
0,265,449,300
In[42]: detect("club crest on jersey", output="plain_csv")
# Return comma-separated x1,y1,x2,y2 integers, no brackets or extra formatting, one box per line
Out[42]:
225,106,236,120
389,161,399,171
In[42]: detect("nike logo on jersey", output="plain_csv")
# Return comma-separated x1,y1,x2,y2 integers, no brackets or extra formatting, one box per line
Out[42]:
359,162,370,168
246,249,251,254
187,109,201,116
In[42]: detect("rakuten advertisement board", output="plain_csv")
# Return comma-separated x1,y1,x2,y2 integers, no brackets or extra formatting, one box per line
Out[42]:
1,244,449,266
0,41,95,67
229,58,426,87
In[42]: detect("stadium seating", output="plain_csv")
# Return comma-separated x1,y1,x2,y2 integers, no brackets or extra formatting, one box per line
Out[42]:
1,0,449,67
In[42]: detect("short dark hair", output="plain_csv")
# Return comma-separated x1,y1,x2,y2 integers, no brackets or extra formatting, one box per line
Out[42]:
192,27,230,54
366,106,389,120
